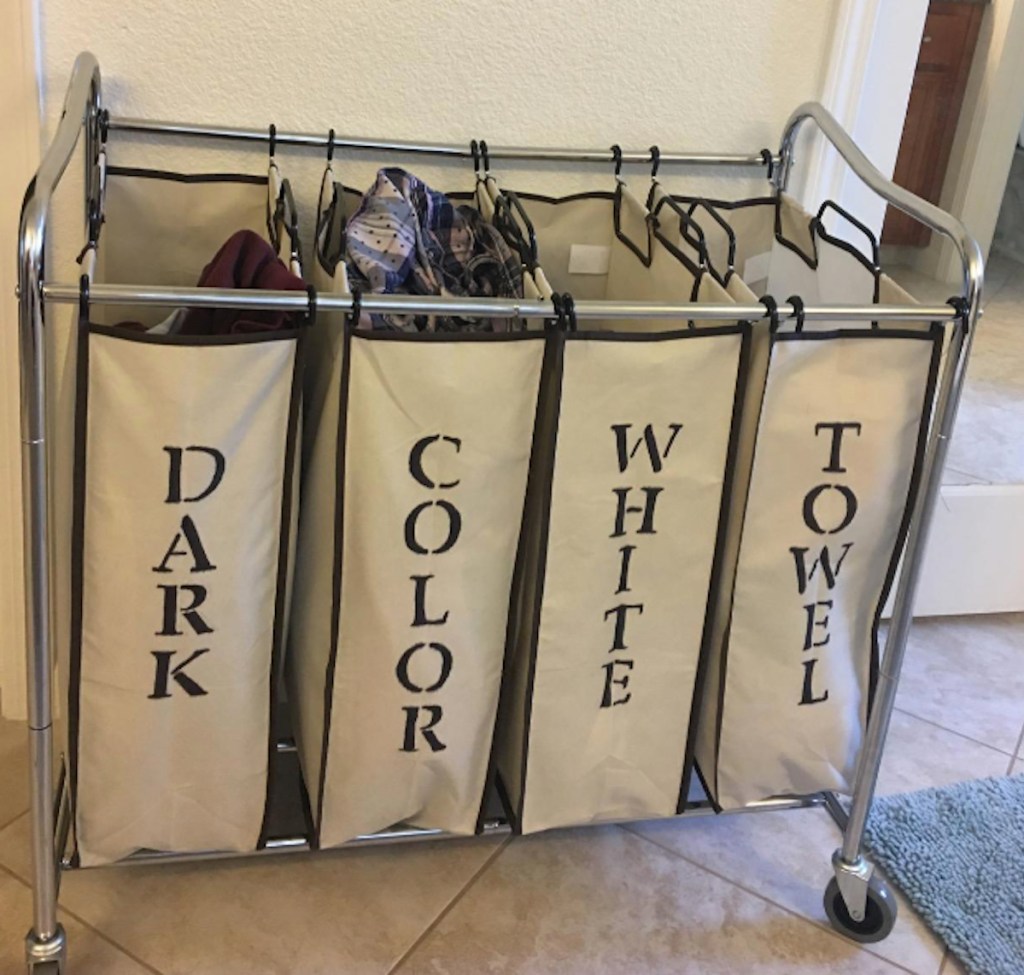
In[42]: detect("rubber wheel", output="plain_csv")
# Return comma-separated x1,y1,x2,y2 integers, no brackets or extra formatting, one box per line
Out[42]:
824,875,897,943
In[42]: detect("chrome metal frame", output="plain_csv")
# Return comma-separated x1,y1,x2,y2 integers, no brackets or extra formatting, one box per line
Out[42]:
17,53,982,972
778,103,984,923
106,115,782,169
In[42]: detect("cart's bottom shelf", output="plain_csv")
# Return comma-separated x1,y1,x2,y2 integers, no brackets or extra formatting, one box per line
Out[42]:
57,736,826,871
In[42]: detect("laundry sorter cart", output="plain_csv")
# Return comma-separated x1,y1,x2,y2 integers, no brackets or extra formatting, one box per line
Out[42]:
15,52,983,974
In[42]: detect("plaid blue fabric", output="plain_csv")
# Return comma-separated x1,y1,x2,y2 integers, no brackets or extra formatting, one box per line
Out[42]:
346,168,523,332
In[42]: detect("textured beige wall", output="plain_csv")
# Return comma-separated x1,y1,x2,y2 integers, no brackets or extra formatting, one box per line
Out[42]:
1,0,41,720
6,1,841,716
38,1,840,233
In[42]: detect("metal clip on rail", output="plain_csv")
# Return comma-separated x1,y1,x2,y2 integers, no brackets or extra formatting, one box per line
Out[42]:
16,51,981,972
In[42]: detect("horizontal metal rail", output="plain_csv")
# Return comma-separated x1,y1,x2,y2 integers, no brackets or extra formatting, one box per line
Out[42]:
107,115,779,169
42,283,960,324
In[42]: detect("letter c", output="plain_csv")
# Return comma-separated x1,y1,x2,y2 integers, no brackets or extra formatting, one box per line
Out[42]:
409,435,461,490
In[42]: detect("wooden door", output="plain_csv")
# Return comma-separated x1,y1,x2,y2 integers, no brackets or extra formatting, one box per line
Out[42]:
882,1,986,246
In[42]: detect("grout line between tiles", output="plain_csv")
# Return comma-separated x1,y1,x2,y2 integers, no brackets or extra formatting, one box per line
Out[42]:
892,706,1017,758
387,834,514,974
940,466,993,486
622,825,921,975
0,811,31,878
0,857,31,888
1008,718,1024,775
983,265,1020,303
0,847,167,975
0,805,30,836
52,907,168,975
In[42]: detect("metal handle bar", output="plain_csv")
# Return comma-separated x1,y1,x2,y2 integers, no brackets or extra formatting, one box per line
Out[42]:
776,101,982,302
18,50,102,953
776,101,985,901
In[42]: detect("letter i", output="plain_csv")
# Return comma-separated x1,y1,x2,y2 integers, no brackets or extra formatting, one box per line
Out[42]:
616,544,637,594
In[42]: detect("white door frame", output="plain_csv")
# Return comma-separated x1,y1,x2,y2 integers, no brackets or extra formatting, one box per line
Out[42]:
1,0,42,720
792,0,929,242
919,0,1024,282
808,0,1024,620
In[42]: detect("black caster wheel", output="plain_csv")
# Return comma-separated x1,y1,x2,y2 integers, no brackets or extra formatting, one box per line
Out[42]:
824,875,897,943
31,964,61,975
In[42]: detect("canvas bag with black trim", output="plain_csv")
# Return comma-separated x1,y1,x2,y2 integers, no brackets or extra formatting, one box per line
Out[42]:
287,167,545,848
490,182,749,831
67,160,304,864
694,324,944,809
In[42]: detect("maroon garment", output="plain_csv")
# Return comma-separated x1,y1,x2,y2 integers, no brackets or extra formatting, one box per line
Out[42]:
179,230,306,335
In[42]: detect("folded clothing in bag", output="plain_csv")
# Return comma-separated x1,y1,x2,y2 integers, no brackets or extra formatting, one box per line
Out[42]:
345,168,524,332
119,230,307,336
181,230,308,335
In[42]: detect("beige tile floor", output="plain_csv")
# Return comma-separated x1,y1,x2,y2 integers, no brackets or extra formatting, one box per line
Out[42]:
0,612,1022,974
1,256,1020,974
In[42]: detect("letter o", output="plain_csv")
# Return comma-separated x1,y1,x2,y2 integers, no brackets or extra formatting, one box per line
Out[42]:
802,483,858,535
404,499,462,555
396,642,454,693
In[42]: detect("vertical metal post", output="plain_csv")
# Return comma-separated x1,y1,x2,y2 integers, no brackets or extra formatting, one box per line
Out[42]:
776,101,984,922
19,165,66,971
19,52,102,974
838,291,979,867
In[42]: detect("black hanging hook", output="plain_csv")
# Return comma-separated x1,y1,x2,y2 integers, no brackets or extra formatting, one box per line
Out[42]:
78,271,90,323
760,148,775,181
305,285,318,328
327,128,336,162
946,295,971,334
611,144,623,179
98,108,110,145
761,294,781,333
86,198,103,246
348,288,363,329
649,145,661,182
269,123,277,158
480,140,491,174
561,292,578,332
786,294,806,333
471,139,481,173
548,292,564,332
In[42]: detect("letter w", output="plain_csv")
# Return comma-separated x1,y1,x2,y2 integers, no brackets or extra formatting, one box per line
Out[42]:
611,423,683,474
790,543,854,595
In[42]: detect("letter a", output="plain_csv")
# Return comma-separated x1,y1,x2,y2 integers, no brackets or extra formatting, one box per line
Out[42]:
152,516,216,573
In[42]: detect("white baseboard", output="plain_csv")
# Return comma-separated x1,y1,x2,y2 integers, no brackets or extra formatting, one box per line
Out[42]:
884,483,1024,618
